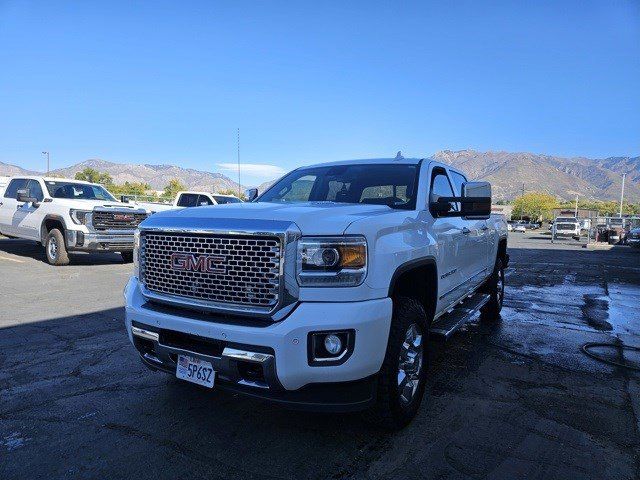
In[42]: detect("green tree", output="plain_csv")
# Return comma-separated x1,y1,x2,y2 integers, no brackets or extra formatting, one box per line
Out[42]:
512,192,560,221
163,179,186,199
74,168,114,188
110,182,151,196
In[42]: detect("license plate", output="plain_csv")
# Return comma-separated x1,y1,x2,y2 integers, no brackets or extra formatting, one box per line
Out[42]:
176,354,215,388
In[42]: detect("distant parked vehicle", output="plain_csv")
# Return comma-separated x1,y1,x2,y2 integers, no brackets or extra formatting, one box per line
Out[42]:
0,176,148,265
627,228,640,249
126,191,243,214
552,216,580,241
507,223,513,232
513,224,526,233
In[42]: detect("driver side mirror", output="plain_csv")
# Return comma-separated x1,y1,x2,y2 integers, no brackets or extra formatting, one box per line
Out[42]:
17,189,40,207
246,188,258,202
430,181,491,219
460,181,491,218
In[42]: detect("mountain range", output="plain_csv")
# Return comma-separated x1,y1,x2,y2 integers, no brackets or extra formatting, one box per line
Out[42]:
433,150,639,202
1,150,638,202
0,159,243,193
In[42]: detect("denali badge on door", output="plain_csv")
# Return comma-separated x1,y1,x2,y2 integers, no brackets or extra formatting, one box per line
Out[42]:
176,354,215,388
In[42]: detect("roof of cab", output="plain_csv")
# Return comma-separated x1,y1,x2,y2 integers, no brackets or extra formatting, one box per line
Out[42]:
7,175,99,185
302,157,424,169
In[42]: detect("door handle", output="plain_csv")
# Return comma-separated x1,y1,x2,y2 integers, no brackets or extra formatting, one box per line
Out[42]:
462,227,471,235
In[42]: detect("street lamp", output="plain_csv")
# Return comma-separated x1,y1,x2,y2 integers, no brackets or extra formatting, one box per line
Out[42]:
41,151,50,174
619,173,626,218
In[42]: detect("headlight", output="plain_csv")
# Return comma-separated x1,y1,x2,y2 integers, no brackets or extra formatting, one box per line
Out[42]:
133,229,140,278
69,209,91,225
297,236,367,287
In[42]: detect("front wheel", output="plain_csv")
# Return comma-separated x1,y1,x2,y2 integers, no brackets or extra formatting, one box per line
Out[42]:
45,229,70,266
480,257,505,321
364,297,428,430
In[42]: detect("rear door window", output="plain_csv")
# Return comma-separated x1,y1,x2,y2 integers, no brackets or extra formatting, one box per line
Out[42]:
177,193,199,207
197,195,214,206
27,180,44,201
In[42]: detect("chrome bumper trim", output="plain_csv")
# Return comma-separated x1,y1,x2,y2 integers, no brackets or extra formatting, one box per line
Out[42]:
221,348,274,364
131,326,159,342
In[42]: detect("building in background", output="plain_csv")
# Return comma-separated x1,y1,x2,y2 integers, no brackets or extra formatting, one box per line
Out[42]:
551,208,599,220
491,204,512,220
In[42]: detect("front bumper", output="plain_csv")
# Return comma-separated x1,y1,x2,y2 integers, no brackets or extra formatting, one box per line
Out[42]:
66,230,134,252
124,277,392,410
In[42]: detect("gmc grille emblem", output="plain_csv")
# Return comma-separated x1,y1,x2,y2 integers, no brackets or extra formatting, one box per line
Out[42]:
170,252,227,274
113,214,134,222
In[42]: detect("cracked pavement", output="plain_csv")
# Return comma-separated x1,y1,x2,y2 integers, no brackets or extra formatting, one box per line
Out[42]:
1,235,639,479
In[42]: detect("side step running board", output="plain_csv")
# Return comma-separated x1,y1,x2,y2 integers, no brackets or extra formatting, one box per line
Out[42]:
430,293,490,339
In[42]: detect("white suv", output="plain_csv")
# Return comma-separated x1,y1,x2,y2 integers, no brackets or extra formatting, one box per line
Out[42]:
552,216,581,241
0,176,147,265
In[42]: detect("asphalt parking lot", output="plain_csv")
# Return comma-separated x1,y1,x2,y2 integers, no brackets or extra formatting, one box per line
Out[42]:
1,233,639,479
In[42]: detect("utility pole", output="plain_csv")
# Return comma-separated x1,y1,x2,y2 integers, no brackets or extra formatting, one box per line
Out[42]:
619,173,626,218
237,128,241,198
42,151,50,174
574,194,579,218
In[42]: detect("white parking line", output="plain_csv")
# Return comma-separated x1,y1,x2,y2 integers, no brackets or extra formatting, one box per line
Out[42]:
0,256,24,263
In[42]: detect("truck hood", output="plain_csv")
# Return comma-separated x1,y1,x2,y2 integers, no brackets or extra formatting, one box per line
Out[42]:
141,202,393,235
51,199,140,210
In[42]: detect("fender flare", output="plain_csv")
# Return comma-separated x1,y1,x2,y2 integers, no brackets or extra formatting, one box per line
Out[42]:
387,256,438,298
40,214,67,245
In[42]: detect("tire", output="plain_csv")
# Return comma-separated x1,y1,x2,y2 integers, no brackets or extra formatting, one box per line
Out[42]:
364,297,429,430
480,257,504,321
45,228,70,266
120,251,134,263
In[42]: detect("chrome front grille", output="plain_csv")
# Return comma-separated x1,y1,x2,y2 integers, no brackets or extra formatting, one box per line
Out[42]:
141,232,282,310
92,211,147,230
556,223,575,231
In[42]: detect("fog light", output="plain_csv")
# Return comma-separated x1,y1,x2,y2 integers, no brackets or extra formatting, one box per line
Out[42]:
308,330,354,366
324,334,343,355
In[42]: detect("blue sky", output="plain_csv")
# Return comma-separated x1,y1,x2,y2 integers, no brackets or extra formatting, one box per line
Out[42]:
1,1,639,186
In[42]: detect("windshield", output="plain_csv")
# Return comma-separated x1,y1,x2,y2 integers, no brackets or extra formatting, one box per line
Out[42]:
45,181,117,201
257,164,419,210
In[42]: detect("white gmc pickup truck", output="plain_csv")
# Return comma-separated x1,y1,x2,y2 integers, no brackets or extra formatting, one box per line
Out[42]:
0,176,147,265
124,157,508,428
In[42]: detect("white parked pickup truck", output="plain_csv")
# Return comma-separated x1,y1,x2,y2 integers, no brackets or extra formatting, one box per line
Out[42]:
124,157,508,429
129,191,243,214
0,176,148,265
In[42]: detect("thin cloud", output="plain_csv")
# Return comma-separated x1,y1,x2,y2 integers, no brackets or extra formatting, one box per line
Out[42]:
217,163,286,179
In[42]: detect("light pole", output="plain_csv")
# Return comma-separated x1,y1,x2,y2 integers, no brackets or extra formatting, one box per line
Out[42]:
237,128,241,198
41,151,50,174
574,194,579,218
619,173,626,218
